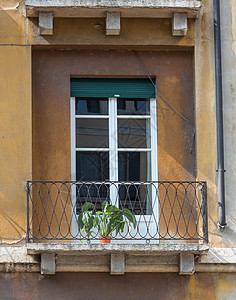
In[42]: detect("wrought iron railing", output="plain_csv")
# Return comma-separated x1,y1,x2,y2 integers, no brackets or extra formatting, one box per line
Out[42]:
27,181,208,243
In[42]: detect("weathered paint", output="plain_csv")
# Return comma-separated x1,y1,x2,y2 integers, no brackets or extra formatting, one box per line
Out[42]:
0,272,235,300
0,0,32,242
32,49,195,240
0,0,236,298
0,0,235,270
217,274,236,300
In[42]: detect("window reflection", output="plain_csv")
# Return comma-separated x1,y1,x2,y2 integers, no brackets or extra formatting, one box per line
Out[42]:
118,119,151,148
76,151,109,181
76,98,108,115
76,119,109,148
118,151,150,181
117,98,150,115
118,151,152,215
76,151,109,213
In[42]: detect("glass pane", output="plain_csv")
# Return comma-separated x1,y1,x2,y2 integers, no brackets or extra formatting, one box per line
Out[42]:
118,152,152,215
118,151,151,181
118,184,152,215
76,151,109,181
76,98,108,115
117,98,150,115
118,119,150,148
76,183,110,214
76,119,108,148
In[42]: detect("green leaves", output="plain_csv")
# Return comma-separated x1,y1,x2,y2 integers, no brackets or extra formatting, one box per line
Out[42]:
77,202,95,239
123,208,136,229
78,201,136,240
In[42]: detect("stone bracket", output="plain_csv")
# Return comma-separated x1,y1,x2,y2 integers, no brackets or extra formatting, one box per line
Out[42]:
41,253,56,275
106,12,121,36
39,12,53,35
172,12,188,36
179,253,195,275
110,253,125,275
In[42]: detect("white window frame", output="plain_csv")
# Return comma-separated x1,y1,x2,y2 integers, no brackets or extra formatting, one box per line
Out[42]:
70,97,158,243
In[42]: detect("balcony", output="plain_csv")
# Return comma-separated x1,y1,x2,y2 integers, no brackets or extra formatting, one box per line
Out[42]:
27,180,208,244
25,0,201,18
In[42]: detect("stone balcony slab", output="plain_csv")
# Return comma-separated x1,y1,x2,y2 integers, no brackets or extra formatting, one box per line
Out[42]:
25,0,202,18
27,243,209,255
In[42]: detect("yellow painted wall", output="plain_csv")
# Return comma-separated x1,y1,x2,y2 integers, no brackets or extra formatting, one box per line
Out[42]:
0,0,235,249
0,0,31,242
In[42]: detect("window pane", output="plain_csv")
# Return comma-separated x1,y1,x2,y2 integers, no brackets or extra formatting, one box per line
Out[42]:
118,184,152,215
118,152,152,215
76,151,109,181
117,98,150,115
76,119,109,148
76,183,110,214
118,119,150,148
118,151,151,181
76,98,108,115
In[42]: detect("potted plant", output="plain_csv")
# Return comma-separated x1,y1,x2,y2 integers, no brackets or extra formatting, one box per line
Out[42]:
77,201,136,244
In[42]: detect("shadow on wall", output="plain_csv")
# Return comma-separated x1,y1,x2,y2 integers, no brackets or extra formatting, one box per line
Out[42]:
0,193,26,242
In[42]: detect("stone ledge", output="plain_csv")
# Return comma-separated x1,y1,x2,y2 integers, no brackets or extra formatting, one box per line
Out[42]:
0,246,39,264
25,0,201,18
27,243,209,255
26,0,202,8
1,246,236,273
198,248,236,264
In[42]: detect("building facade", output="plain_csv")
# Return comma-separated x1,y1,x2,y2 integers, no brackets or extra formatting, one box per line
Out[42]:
0,0,235,299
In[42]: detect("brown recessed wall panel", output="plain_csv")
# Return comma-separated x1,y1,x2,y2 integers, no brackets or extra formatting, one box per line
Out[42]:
32,49,195,241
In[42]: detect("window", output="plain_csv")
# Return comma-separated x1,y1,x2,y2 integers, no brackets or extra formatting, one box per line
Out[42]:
70,79,158,241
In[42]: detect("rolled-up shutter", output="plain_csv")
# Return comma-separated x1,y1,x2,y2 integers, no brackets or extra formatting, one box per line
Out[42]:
70,78,155,98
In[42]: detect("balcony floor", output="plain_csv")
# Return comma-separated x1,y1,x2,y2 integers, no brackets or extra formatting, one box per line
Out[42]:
27,242,209,255
26,0,201,18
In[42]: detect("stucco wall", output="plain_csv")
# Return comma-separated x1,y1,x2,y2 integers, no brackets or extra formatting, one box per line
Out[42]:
32,49,195,182
0,0,32,242
220,0,236,247
32,49,196,241
0,0,235,248
0,272,236,300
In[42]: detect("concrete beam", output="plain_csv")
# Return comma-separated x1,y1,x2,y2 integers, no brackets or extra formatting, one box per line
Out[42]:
110,253,125,275
41,253,55,275
172,12,188,36
39,12,53,35
179,253,195,275
106,12,121,36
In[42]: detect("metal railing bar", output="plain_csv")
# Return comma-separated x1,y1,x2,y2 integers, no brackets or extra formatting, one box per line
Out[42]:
27,180,207,242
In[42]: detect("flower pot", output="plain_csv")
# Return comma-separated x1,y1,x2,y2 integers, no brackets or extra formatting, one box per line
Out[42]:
99,236,111,244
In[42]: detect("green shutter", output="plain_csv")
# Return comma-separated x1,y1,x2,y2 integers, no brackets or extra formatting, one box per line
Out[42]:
70,78,155,98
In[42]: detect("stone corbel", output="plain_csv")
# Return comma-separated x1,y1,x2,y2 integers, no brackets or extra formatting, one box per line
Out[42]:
106,12,121,36
41,253,55,275
39,12,54,35
172,12,188,36
179,253,195,275
110,253,125,275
